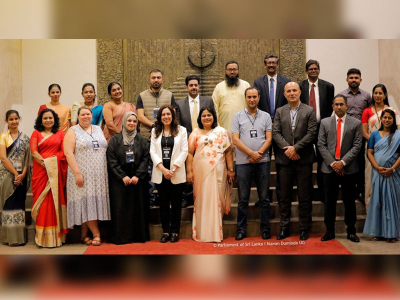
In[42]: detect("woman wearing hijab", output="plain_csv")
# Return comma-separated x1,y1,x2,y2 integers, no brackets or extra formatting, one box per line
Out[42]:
107,112,150,244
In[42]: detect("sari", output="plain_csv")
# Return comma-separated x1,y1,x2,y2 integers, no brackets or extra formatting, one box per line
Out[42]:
0,131,31,245
30,130,68,247
103,102,136,142
363,130,400,239
363,107,399,209
38,104,71,133
189,126,232,242
71,102,104,126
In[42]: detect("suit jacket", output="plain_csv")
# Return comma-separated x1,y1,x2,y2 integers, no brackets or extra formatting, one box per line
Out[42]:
254,74,291,115
176,96,214,136
272,102,317,165
150,125,188,184
317,114,362,174
299,78,335,120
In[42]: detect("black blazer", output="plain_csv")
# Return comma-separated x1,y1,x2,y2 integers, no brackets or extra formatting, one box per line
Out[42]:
254,74,291,115
176,96,215,136
299,79,335,120
272,102,317,165
106,132,149,180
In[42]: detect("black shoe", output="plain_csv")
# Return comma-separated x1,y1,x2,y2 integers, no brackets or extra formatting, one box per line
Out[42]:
262,231,271,240
300,230,309,241
321,232,335,241
254,200,260,208
181,199,194,208
276,229,290,240
160,234,170,243
347,233,360,243
235,232,247,241
170,233,179,243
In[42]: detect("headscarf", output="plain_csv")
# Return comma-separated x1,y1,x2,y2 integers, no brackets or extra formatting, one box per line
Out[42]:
122,111,138,146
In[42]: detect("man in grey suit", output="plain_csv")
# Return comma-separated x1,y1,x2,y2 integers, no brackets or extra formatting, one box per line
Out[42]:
176,74,214,208
273,82,317,241
318,94,362,243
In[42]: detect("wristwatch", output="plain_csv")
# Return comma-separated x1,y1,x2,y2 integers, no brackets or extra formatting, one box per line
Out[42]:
229,168,234,172
172,168,176,172
392,167,396,172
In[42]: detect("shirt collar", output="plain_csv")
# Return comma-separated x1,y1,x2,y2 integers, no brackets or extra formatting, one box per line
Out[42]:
308,78,318,86
335,113,347,122
346,88,361,95
289,101,301,111
267,74,277,81
245,107,258,115
189,94,199,103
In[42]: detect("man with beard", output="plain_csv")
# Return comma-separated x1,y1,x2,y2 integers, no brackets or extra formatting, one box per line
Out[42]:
137,68,177,207
176,74,215,208
339,68,372,205
212,60,250,133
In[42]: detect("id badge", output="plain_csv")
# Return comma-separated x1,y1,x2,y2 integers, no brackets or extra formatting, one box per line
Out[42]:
92,140,100,150
250,129,258,138
154,107,159,118
126,151,134,163
163,147,171,160
14,160,22,172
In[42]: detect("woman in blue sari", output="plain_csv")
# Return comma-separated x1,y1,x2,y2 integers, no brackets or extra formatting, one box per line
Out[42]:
71,83,103,126
0,110,31,246
364,109,400,243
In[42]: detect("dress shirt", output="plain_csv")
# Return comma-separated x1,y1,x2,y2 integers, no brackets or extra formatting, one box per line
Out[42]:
308,79,321,122
267,74,278,106
189,95,200,119
289,102,301,131
340,88,372,120
331,113,347,166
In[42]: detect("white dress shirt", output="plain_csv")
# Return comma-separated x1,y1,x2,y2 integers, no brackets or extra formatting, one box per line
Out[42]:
189,94,200,119
331,113,347,166
267,74,278,106
308,79,321,122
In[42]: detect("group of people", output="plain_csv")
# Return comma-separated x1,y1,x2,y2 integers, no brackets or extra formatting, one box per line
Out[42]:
0,55,399,249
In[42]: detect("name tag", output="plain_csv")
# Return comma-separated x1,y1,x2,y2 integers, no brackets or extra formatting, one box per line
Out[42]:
126,151,134,163
154,107,160,118
250,130,258,138
163,147,171,160
92,140,100,150
14,160,22,172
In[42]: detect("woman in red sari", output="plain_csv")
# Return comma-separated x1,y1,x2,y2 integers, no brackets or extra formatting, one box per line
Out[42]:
30,108,68,247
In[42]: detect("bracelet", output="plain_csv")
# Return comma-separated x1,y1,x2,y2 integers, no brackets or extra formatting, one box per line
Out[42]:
228,168,234,172
392,167,396,172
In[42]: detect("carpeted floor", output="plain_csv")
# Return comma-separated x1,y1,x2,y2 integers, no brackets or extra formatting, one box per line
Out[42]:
84,234,352,255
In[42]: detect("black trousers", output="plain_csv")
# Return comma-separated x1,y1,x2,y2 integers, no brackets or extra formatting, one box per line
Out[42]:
279,162,313,231
356,138,366,197
156,178,183,234
323,172,357,234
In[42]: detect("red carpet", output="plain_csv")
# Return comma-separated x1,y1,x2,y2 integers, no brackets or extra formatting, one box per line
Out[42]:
84,234,352,255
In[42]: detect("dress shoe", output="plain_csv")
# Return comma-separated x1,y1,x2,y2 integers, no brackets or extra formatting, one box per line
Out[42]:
235,232,247,241
321,232,335,241
254,200,260,207
300,230,309,241
170,233,179,243
276,230,290,240
262,231,271,240
347,233,360,243
160,233,170,243
181,199,194,208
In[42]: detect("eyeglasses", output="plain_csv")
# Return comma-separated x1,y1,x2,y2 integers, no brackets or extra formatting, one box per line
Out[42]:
266,62,277,66
307,68,319,71
226,68,238,72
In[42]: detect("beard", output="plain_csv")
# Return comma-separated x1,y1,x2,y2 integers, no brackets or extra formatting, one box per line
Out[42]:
225,74,239,87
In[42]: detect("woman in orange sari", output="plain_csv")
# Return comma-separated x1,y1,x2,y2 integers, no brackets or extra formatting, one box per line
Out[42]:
38,84,71,133
103,82,137,142
30,108,68,247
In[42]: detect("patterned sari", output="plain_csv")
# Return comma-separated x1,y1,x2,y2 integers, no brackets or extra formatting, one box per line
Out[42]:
103,102,136,142
189,126,232,242
363,130,400,239
0,131,31,245
38,104,71,133
30,130,68,247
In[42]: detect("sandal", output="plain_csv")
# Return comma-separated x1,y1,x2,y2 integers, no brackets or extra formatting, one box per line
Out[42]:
81,237,92,245
372,237,385,241
92,236,102,246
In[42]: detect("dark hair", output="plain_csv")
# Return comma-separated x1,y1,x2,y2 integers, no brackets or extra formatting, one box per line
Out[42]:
77,106,93,116
154,105,179,138
347,68,361,77
244,86,260,97
107,82,122,95
149,68,164,76
34,108,60,133
264,54,279,65
372,84,389,106
379,109,397,145
185,74,200,86
197,106,218,129
332,94,348,104
225,60,239,69
82,83,97,103
48,84,61,93
305,59,320,71
5,110,20,121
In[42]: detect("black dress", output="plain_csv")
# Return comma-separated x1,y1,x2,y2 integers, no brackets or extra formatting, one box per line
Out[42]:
107,132,150,244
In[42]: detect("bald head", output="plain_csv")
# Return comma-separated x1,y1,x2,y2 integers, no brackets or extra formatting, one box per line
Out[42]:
284,82,301,106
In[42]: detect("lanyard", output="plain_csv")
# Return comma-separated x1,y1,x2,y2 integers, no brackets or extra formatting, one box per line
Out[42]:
79,124,95,140
244,109,258,129
162,131,171,148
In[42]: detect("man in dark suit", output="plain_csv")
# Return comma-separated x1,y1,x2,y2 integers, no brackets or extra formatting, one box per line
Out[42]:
318,94,362,243
299,59,335,203
273,82,317,241
176,74,214,208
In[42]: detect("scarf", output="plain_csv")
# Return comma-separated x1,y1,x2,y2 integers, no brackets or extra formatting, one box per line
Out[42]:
121,111,138,146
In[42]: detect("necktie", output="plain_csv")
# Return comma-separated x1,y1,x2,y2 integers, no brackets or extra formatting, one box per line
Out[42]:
191,99,198,130
335,118,342,159
309,83,316,111
270,78,275,118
